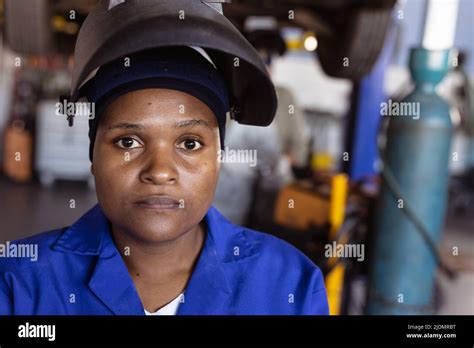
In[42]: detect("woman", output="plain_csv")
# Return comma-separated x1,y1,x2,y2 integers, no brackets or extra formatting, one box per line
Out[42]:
0,0,328,315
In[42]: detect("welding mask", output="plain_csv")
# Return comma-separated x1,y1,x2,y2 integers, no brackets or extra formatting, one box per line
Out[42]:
64,0,277,129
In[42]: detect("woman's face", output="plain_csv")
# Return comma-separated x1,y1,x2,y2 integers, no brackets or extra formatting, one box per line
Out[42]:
91,88,221,244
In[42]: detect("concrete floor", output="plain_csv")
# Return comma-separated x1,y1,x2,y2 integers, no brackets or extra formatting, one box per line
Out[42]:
0,176,97,242
437,213,474,314
0,175,472,314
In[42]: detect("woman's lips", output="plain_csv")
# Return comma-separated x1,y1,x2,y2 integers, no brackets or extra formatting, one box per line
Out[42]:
133,196,180,211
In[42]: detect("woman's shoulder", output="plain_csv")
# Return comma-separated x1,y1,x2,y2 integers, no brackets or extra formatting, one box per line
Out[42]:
210,210,325,294
0,228,67,271
239,226,322,273
209,206,323,280
216,223,327,312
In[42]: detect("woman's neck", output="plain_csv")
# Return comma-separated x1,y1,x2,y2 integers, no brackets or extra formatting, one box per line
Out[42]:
110,220,206,311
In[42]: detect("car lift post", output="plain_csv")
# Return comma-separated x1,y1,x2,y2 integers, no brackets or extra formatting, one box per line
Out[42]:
325,174,349,315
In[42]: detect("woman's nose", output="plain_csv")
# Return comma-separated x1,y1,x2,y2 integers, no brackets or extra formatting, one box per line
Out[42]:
139,147,178,185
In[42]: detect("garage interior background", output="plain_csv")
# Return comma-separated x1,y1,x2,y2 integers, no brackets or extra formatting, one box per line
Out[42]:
0,0,473,315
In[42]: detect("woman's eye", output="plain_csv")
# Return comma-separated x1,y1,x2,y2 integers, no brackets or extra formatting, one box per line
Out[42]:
177,139,203,151
115,137,142,149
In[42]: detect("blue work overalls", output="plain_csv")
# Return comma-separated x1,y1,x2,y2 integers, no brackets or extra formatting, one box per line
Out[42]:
0,204,328,315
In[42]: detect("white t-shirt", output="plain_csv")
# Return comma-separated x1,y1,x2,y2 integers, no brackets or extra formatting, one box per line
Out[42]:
144,293,183,316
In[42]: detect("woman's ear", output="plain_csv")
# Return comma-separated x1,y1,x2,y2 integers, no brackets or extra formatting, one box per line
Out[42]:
90,163,95,176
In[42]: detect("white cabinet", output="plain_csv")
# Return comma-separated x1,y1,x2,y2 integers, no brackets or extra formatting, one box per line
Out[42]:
35,100,94,188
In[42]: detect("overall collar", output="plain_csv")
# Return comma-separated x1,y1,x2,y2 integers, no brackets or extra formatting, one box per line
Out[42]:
52,204,254,315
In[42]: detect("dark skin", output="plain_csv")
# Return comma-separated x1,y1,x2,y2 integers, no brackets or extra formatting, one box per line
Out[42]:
90,88,221,312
